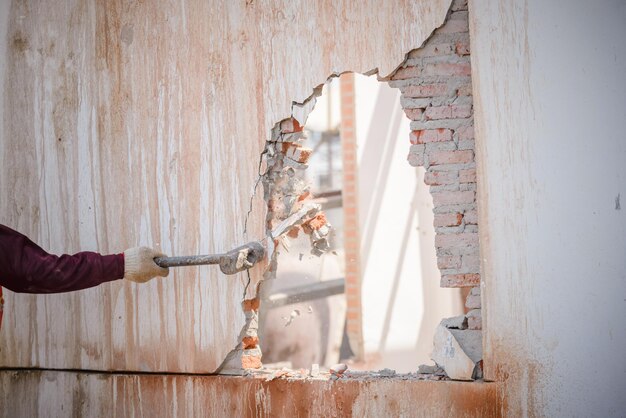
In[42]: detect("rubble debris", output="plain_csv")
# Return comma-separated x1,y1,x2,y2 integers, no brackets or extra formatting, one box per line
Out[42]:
264,118,333,260
431,318,482,381
417,364,437,374
307,305,313,314
377,368,396,377
283,309,301,327
330,363,348,378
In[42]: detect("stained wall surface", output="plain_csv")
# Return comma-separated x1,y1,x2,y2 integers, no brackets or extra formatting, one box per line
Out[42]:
470,0,626,415
0,1,451,373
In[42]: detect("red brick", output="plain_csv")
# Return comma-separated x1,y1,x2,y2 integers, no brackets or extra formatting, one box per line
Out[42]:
424,170,457,186
438,256,462,269
432,190,475,206
392,66,421,80
456,126,474,140
242,354,262,369
280,118,302,133
242,298,260,311
286,146,312,164
435,232,479,249
455,41,470,56
242,336,259,349
459,168,476,183
429,150,474,165
404,84,448,98
423,62,471,76
441,273,480,287
425,105,472,120
434,213,463,227
403,108,423,120
410,129,453,144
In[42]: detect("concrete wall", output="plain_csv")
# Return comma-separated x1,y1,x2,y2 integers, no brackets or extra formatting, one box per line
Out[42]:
0,0,451,373
354,74,463,371
470,0,626,415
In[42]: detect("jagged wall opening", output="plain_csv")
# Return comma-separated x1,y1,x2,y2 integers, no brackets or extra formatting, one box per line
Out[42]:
225,0,483,381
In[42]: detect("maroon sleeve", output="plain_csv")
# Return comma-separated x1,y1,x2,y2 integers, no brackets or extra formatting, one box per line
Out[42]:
0,224,125,294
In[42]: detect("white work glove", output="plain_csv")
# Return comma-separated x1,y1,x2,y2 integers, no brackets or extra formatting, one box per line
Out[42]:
124,247,169,283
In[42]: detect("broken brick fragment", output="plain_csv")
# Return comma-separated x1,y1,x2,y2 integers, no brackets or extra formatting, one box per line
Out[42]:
242,336,259,349
280,118,302,133
297,191,311,202
287,226,300,238
241,354,262,369
301,212,328,234
242,298,260,312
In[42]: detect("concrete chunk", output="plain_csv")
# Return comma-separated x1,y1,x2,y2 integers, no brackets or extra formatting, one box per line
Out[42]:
431,321,482,381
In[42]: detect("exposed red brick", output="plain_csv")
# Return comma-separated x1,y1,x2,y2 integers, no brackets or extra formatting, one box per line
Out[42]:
432,190,475,206
242,298,260,312
424,170,457,186
410,129,453,144
242,336,259,349
425,105,472,120
434,213,463,227
423,62,471,76
241,354,262,369
404,84,448,98
280,118,302,133
301,213,327,233
297,191,311,202
403,108,423,120
459,168,476,183
456,126,474,140
429,150,474,165
287,227,300,238
455,41,470,56
441,273,480,287
438,256,462,269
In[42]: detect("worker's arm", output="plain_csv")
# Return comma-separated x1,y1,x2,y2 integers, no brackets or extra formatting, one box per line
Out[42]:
0,224,168,294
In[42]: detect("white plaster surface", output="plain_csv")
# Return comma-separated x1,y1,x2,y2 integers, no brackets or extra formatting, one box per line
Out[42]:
0,0,451,373
471,0,626,415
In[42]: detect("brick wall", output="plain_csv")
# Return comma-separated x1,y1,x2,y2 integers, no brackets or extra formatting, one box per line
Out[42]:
339,73,364,359
389,0,481,327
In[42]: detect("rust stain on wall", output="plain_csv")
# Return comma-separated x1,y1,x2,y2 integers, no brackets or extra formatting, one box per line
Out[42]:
0,370,500,417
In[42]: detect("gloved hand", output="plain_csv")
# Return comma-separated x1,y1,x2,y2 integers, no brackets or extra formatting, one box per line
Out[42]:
124,247,169,283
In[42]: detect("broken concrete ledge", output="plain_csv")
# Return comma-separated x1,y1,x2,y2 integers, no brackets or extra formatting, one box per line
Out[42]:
0,369,500,417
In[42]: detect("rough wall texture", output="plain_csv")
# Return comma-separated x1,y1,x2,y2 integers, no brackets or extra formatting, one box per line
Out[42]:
470,0,626,416
0,370,500,418
0,0,452,373
393,2,480,293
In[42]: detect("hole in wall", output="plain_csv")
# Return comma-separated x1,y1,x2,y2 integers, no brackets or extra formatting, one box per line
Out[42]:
247,0,483,380
258,73,465,374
